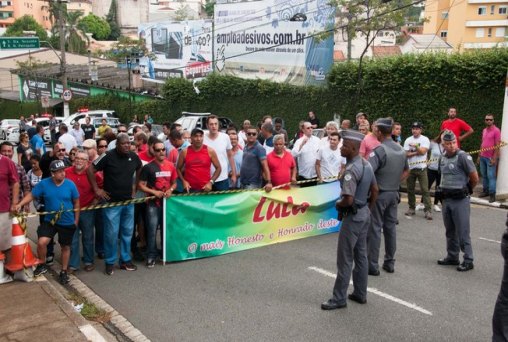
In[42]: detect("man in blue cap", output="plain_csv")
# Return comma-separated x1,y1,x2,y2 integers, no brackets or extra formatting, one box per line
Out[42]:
321,130,378,310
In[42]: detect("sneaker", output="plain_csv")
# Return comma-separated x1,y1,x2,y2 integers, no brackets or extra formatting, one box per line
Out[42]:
45,255,54,266
84,264,95,272
59,271,70,285
120,262,137,271
405,209,415,216
457,262,474,272
415,203,425,211
146,259,156,269
34,264,48,277
433,204,441,212
424,211,433,220
105,264,114,276
489,194,496,203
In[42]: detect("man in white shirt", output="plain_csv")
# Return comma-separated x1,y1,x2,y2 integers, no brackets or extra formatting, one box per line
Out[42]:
403,122,432,220
69,122,85,147
58,124,77,154
292,121,321,187
203,115,237,190
316,132,346,183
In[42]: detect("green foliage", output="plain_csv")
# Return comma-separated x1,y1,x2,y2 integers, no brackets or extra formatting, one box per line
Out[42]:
105,0,121,40
4,15,48,41
0,100,39,120
203,0,216,18
78,14,111,40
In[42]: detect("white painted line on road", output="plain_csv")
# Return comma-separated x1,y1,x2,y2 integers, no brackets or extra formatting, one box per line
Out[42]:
479,237,501,244
308,266,433,316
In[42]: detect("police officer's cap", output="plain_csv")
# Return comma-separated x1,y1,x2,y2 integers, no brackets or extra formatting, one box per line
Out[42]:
442,130,456,142
376,118,393,128
341,129,365,142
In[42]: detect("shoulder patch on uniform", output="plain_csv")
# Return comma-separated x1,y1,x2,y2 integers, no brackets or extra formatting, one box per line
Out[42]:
467,156,472,160
344,174,352,181
369,152,375,158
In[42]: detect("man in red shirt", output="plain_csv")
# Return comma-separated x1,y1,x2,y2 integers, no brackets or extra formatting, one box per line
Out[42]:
478,113,501,202
177,128,221,193
66,150,103,272
440,107,474,148
0,154,19,260
138,140,178,268
267,134,296,189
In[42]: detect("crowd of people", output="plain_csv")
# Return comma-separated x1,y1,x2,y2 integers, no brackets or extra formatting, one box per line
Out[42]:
0,108,506,339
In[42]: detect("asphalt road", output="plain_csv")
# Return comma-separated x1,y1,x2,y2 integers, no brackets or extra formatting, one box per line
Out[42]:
25,199,506,342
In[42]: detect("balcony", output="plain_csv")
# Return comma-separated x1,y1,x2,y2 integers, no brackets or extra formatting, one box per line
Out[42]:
465,19,508,26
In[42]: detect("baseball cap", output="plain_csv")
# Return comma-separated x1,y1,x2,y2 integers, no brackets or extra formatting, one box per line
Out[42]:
411,122,422,129
191,128,204,136
82,139,96,149
50,160,66,172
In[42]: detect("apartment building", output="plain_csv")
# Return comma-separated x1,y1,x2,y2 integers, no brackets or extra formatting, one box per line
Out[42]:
423,0,508,50
0,0,52,29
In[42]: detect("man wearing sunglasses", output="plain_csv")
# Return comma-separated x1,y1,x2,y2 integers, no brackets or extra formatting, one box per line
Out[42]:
138,140,178,268
291,121,321,187
478,114,500,203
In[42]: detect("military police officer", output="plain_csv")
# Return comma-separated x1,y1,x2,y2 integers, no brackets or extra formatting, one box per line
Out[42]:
436,131,478,272
321,130,378,310
367,118,408,275
492,212,508,341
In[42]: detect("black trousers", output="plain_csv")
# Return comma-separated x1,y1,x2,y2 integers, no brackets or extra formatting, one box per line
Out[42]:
492,227,508,341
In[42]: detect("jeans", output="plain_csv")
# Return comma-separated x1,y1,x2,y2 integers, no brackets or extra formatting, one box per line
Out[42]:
407,168,431,212
94,208,104,255
69,210,95,268
103,204,134,265
145,202,163,260
480,156,497,194
213,179,230,191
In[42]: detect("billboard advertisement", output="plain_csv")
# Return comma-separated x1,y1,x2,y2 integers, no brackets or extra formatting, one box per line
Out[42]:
138,20,213,82
214,0,335,85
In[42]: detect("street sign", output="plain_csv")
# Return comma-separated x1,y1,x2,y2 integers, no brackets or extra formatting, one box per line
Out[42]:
62,89,72,102
41,95,49,108
0,37,40,50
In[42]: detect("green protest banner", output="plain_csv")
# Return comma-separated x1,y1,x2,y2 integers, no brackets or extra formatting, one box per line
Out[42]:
163,182,341,262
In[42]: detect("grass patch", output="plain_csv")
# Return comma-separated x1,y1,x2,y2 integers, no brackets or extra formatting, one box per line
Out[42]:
68,292,112,323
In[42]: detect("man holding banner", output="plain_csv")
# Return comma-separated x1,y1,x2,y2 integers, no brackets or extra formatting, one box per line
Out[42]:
322,130,378,310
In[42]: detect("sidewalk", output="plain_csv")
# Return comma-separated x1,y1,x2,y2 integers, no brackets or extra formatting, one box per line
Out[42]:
0,273,111,342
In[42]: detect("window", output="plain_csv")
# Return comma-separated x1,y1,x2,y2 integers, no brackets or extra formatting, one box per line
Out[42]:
478,6,487,15
491,5,495,14
440,31,448,38
441,11,448,19
488,28,492,37
499,6,507,14
476,28,485,37
377,31,384,37
496,27,505,37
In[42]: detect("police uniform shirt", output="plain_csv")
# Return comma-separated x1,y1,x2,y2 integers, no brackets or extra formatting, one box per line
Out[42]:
439,150,476,190
368,139,407,191
341,155,376,207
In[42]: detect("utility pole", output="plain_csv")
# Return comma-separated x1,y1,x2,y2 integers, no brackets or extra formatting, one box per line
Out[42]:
58,0,69,117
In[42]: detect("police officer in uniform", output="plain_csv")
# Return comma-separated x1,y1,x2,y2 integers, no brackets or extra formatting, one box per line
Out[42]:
367,118,408,275
322,130,378,310
436,131,478,271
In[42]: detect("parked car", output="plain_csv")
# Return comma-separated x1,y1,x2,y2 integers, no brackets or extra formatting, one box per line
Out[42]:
59,110,117,130
92,117,121,135
174,112,233,132
0,119,20,143
127,123,163,141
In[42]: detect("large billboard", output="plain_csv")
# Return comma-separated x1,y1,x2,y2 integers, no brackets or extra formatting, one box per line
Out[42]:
138,20,214,82
214,0,335,85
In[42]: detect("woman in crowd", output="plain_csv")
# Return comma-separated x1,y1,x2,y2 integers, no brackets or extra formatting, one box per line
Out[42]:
17,132,33,172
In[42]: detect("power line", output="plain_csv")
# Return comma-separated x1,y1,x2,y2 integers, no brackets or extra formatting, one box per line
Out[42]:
423,0,457,51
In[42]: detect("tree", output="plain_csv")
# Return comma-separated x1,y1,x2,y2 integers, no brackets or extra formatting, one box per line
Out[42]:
78,14,111,40
4,15,48,41
106,0,121,40
203,0,216,18
333,0,413,110
174,4,192,21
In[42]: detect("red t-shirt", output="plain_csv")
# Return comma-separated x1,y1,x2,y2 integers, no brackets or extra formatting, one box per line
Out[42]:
185,145,211,190
0,156,19,212
440,119,472,148
138,149,154,163
65,165,103,207
266,150,296,188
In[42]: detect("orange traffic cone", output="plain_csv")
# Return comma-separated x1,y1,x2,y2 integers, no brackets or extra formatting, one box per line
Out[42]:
4,217,42,272
0,251,13,284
